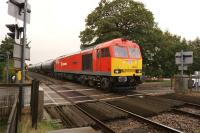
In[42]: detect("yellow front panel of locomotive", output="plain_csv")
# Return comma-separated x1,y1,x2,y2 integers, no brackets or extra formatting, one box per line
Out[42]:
111,58,142,76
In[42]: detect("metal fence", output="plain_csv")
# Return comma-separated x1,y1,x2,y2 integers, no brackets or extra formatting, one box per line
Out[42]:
0,95,16,122
0,79,40,133
6,94,19,133
171,75,200,92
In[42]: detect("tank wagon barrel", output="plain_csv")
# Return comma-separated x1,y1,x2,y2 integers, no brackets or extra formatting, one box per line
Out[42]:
41,59,54,74
29,63,42,72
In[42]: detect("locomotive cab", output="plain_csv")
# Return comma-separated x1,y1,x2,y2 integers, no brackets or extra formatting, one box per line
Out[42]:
94,38,142,89
111,45,142,76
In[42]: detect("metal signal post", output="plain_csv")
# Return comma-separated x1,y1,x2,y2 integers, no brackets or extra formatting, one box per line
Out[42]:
7,0,31,107
20,0,28,106
180,50,184,76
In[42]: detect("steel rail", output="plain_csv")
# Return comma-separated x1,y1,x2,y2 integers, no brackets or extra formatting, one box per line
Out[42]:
102,102,183,133
156,96,200,108
75,105,115,133
184,102,200,108
55,106,75,128
172,108,200,119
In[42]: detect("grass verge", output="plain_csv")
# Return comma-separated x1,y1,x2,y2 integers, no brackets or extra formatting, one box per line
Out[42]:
0,120,7,133
18,115,60,133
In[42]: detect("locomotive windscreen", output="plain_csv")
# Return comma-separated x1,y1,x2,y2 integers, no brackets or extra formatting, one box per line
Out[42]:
82,54,93,71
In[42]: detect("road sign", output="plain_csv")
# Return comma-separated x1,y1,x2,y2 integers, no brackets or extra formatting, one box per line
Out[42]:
13,43,30,60
175,51,193,65
178,66,188,71
8,0,31,24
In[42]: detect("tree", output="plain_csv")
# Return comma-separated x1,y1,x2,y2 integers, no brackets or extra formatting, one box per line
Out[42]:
80,0,160,76
0,37,14,82
0,37,14,57
159,32,189,77
188,37,200,73
79,0,192,77
80,0,155,48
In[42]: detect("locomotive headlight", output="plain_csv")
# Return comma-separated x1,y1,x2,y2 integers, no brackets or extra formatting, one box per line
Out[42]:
114,69,121,74
136,69,142,73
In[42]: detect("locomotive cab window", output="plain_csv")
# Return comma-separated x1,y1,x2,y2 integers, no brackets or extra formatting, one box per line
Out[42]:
101,48,110,57
128,47,141,58
113,46,128,58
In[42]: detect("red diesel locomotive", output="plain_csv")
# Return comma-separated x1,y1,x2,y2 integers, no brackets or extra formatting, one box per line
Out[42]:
30,38,142,90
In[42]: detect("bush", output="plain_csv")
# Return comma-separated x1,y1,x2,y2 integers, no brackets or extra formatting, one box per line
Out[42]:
0,60,15,83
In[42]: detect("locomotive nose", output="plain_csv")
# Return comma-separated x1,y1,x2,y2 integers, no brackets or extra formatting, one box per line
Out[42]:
111,58,142,76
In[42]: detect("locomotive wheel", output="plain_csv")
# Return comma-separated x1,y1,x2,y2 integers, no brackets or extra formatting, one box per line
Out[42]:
101,78,110,90
80,75,87,85
88,80,95,87
81,79,87,85
129,78,137,90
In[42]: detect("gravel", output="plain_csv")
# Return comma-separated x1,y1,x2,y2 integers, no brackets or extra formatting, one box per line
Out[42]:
150,112,200,133
106,118,166,133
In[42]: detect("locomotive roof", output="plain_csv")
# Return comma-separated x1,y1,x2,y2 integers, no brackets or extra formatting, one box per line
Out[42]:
55,38,139,60
94,38,139,49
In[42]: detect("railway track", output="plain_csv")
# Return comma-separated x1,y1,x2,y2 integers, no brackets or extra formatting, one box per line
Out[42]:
29,72,200,133
145,97,200,133
151,96,200,119
53,90,183,132
173,102,200,119
150,111,200,133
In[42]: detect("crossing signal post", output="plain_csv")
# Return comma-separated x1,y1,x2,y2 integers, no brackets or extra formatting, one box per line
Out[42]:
7,0,31,107
6,24,15,39
6,24,24,40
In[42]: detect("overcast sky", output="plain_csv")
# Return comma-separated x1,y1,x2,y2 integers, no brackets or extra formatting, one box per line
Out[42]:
0,0,200,64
